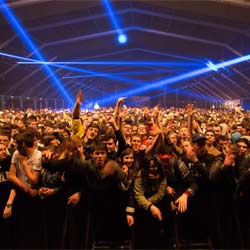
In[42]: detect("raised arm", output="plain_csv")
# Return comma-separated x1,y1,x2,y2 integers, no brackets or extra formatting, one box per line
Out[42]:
72,90,82,119
71,90,85,138
113,97,126,129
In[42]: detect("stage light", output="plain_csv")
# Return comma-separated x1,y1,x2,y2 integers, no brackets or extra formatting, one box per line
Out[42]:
117,33,127,44
0,0,74,107
94,102,100,110
206,61,218,71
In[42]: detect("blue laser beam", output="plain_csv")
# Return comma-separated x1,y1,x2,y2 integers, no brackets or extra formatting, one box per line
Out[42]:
62,69,177,79
3,51,250,106
95,54,250,105
102,0,120,31
1,51,153,87
17,61,202,67
0,0,74,106
102,0,127,45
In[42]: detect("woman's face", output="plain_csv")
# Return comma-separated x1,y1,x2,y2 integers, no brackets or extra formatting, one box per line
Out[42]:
146,135,155,146
148,160,158,176
122,153,134,167
75,143,84,156
168,133,177,144
182,141,193,152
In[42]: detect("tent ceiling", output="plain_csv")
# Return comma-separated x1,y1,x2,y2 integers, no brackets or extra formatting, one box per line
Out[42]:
1,0,250,107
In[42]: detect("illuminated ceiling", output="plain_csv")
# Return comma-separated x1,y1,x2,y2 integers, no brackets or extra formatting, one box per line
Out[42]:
0,0,250,108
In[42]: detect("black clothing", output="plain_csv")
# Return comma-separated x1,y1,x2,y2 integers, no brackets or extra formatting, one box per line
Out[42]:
236,157,250,249
182,152,216,242
38,168,65,249
43,158,89,249
160,157,198,247
210,159,243,249
0,155,14,249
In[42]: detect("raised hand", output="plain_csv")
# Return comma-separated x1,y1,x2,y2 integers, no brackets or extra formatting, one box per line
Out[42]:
186,103,194,116
118,97,126,103
76,90,83,105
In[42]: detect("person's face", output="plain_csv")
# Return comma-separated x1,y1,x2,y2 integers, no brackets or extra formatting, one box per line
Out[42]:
205,132,216,144
241,128,247,136
75,143,84,156
237,142,248,156
122,153,134,167
179,127,189,138
28,121,37,129
104,138,116,153
146,135,155,146
92,120,99,126
17,120,25,129
106,126,114,135
50,138,60,148
0,135,9,147
83,120,90,128
182,141,193,152
0,143,7,161
92,150,107,167
213,126,222,136
148,160,158,176
45,127,54,134
168,134,178,144
131,136,141,152
236,125,243,133
138,125,146,135
86,127,99,140
123,124,132,136
219,139,229,152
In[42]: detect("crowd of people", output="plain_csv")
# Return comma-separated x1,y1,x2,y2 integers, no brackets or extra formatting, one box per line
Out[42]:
0,90,250,249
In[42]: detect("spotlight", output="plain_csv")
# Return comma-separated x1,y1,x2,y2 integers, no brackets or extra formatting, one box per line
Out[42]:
117,33,127,44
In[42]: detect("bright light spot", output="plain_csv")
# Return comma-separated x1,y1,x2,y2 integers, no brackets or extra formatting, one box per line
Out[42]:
117,34,127,44
94,102,100,109
206,61,218,71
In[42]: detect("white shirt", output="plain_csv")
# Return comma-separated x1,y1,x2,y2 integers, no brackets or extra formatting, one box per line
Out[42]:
11,149,42,187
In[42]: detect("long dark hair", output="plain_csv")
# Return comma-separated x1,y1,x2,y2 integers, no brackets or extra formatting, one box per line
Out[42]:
141,154,165,195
